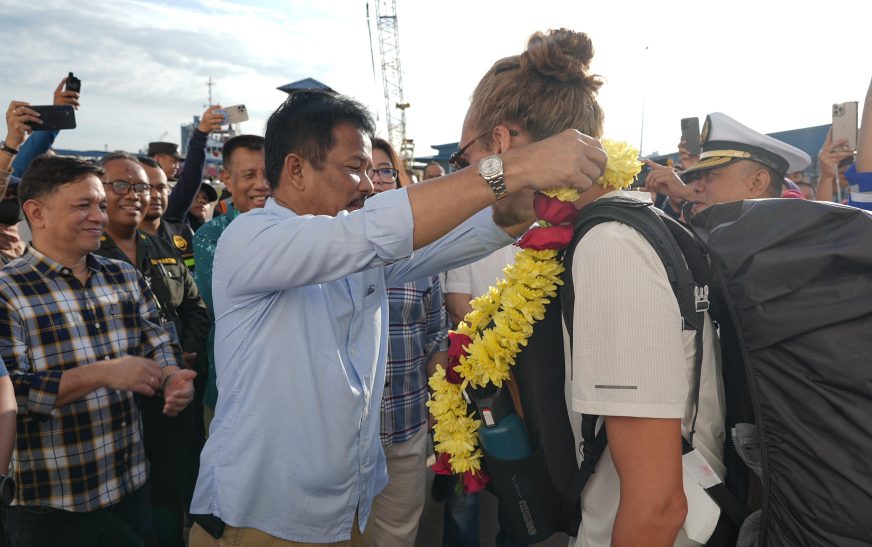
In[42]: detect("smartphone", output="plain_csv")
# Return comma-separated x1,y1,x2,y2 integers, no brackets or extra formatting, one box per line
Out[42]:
832,102,858,152
26,105,77,131
65,72,81,93
217,104,248,125
681,117,701,156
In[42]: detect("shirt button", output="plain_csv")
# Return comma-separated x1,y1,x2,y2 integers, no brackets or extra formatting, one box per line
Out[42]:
124,452,130,461
94,323,101,329
104,356,111,361
121,421,127,427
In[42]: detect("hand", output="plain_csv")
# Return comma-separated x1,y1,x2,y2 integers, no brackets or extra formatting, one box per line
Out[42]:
817,127,854,180
198,105,224,134
182,352,198,368
677,139,699,169
4,101,41,149
104,355,164,397
162,369,197,416
504,129,607,195
493,130,606,229
642,159,695,202
53,77,80,109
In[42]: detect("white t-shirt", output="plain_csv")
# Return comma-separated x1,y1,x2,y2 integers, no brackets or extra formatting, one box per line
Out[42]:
444,245,520,298
564,199,726,547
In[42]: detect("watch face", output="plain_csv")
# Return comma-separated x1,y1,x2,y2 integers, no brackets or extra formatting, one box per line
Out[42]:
480,156,503,177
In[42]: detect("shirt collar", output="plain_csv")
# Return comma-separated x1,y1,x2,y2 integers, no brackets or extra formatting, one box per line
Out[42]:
23,246,105,279
264,197,300,219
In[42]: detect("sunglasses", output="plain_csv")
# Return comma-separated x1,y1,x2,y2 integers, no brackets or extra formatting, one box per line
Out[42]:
367,167,400,183
104,180,152,195
449,130,489,171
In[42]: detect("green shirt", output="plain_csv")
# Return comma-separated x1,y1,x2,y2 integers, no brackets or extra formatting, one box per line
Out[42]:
193,203,239,408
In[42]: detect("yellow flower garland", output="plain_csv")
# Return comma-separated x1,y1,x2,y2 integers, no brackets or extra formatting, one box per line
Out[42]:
428,139,641,474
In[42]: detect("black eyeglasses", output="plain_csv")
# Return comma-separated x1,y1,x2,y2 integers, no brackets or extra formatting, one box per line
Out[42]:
367,167,399,183
104,180,151,195
449,130,489,171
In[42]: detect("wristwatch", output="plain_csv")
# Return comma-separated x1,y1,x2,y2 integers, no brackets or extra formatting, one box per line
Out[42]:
0,474,15,505
0,141,18,157
479,155,508,200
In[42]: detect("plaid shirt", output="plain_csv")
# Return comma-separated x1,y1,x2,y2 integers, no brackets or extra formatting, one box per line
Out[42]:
380,275,449,446
0,248,180,511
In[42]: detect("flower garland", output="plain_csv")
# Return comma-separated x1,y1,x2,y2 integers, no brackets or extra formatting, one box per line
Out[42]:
427,139,641,491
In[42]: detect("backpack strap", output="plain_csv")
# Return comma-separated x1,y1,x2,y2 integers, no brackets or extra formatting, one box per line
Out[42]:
558,196,713,521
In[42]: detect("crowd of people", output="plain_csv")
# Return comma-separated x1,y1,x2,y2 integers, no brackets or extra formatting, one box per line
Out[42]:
0,26,868,547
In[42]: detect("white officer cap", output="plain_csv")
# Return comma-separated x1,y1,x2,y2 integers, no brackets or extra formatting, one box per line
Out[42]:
682,112,811,180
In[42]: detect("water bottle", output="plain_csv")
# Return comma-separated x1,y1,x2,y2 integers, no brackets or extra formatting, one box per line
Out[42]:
478,412,532,460
470,385,532,460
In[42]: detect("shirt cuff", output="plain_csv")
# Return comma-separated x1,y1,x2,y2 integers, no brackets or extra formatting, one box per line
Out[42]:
362,188,415,262
24,370,62,418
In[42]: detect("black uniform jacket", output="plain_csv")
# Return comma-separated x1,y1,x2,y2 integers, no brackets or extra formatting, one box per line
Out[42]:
96,231,211,362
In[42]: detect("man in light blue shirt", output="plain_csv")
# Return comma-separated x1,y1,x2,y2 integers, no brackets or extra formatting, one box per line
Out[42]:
189,90,607,546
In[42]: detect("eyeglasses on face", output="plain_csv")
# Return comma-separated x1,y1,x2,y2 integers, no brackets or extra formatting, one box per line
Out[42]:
104,180,152,195
449,130,489,171
367,167,399,183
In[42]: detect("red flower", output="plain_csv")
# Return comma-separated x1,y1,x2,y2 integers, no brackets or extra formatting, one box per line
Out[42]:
533,193,579,225
432,452,453,475
448,332,472,359
462,469,490,493
445,361,464,384
516,225,574,250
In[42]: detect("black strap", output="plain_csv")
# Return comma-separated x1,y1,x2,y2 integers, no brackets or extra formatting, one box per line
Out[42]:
559,197,746,531
681,438,749,528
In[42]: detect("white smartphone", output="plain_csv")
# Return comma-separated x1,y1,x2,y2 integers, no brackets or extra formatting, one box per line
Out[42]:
218,104,249,125
832,102,858,152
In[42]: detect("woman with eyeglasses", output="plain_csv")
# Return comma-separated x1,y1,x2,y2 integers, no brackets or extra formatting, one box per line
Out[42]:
369,137,411,191
366,136,450,547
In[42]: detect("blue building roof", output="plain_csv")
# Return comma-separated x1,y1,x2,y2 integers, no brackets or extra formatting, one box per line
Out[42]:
277,78,335,94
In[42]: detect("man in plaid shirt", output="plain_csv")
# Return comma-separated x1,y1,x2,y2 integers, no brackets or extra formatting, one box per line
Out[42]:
365,137,450,546
0,156,196,547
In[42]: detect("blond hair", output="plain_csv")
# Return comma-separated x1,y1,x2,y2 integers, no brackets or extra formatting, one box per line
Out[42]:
469,29,604,143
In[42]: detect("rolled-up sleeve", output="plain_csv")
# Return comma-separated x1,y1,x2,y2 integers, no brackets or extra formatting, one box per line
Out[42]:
0,293,61,418
216,190,415,301
386,206,516,286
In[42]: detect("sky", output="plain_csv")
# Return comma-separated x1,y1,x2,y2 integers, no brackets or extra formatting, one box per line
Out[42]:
1,0,869,159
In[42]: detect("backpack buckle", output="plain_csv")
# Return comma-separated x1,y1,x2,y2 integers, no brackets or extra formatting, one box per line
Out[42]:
694,286,710,312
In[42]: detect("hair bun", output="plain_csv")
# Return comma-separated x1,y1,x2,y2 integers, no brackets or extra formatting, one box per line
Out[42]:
521,28,595,83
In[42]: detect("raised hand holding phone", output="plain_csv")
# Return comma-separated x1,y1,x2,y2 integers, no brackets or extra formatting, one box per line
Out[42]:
54,76,80,109
198,105,224,134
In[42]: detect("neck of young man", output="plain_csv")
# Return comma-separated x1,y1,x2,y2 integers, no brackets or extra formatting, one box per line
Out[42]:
105,223,139,263
573,184,615,210
139,215,161,236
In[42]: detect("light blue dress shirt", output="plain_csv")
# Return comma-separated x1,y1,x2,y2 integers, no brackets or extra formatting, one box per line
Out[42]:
190,189,514,542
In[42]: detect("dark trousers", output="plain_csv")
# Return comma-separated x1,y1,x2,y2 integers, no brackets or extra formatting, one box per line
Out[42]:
141,397,200,547
5,484,150,547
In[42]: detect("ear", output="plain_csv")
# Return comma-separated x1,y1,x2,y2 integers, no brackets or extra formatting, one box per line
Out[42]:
491,124,526,154
284,154,306,191
747,167,772,198
22,200,44,230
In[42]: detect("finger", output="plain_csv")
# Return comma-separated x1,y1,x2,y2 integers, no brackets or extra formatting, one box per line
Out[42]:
176,369,198,380
8,101,31,112
825,127,833,142
162,404,181,417
15,115,43,126
17,107,41,118
55,78,67,93
135,384,157,397
644,158,669,170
